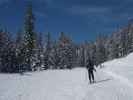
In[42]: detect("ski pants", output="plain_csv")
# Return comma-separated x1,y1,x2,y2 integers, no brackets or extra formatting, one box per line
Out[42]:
88,70,94,82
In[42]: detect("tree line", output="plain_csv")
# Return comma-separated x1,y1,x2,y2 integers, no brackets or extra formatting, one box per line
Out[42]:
0,3,133,73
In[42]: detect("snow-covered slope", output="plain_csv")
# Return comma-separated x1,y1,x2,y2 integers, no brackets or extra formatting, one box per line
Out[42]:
103,53,133,82
1,53,133,100
85,53,133,100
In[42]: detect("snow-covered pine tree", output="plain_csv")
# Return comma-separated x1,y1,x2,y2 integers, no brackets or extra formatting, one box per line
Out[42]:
23,2,37,71
6,41,18,73
95,35,108,66
37,33,44,50
83,41,89,66
87,42,97,66
49,40,61,69
110,38,119,59
74,45,81,66
118,28,129,57
78,44,86,67
44,32,52,70
0,31,17,73
0,30,9,72
15,30,25,73
35,33,44,71
127,21,133,53
58,32,76,69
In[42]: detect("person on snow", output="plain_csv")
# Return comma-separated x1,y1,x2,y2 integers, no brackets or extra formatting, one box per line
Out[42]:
86,59,96,84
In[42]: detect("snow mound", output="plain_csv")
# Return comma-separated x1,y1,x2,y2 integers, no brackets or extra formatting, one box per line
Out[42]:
103,52,133,82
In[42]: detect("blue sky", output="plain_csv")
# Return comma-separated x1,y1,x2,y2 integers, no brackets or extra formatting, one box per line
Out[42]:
0,0,132,43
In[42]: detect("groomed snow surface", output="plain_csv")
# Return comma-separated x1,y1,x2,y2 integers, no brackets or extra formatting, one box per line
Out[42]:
1,53,133,100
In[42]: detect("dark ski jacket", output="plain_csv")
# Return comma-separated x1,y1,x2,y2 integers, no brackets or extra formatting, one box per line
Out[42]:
86,60,96,72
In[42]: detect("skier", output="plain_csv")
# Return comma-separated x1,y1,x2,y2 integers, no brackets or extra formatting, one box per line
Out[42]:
86,59,96,84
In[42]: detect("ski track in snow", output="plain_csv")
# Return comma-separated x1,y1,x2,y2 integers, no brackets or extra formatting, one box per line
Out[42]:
103,70,133,89
84,68,133,100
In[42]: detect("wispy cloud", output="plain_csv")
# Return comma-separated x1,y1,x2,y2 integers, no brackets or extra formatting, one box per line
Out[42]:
37,0,53,6
67,6,110,15
35,11,47,18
